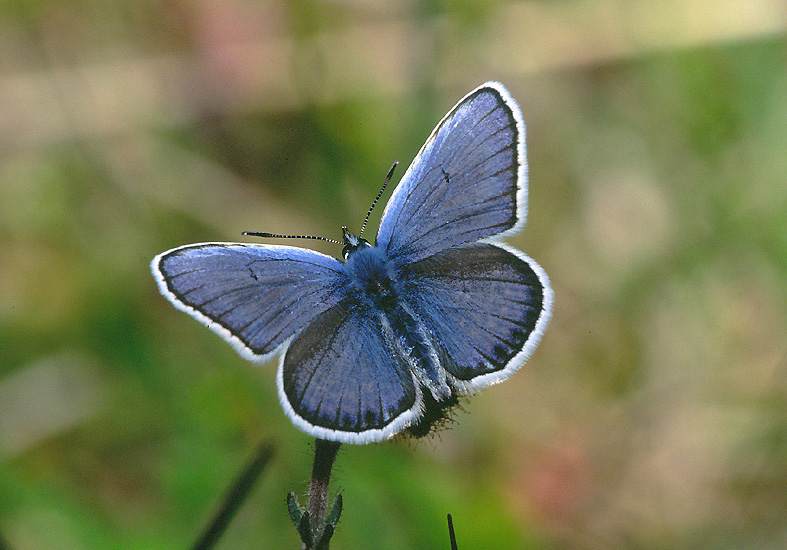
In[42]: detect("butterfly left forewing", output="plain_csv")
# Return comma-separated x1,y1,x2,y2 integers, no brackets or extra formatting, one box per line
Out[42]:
152,244,347,363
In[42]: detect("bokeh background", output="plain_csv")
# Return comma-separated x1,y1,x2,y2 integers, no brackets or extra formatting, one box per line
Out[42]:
2,1,787,548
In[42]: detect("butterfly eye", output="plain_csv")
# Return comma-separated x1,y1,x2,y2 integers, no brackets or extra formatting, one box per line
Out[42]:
341,228,372,259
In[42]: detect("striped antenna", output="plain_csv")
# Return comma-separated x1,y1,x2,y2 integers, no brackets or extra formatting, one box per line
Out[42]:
358,162,398,239
242,231,343,245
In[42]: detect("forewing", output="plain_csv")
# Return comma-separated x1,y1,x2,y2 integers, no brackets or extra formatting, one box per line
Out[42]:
401,243,552,391
376,82,526,264
152,243,347,362
279,300,421,444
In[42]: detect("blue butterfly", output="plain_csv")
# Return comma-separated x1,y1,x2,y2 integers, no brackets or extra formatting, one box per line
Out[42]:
151,82,552,444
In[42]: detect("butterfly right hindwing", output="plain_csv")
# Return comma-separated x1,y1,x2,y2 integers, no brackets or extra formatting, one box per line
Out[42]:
399,242,552,392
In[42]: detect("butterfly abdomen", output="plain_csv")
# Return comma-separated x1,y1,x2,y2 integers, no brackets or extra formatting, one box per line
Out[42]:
344,245,452,403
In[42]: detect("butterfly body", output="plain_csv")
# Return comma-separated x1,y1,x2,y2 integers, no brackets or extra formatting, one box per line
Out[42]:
343,238,396,303
152,82,553,444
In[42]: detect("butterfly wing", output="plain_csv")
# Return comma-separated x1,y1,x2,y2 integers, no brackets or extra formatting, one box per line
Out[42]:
400,242,552,391
151,243,347,362
279,299,421,444
376,82,526,264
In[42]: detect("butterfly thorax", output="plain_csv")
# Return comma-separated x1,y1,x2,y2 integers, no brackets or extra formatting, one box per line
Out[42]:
343,245,399,307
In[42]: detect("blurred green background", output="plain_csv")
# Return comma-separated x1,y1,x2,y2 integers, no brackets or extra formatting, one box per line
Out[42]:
2,0,787,548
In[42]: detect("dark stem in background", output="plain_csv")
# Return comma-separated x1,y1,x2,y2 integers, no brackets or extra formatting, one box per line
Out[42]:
191,441,275,550
447,514,458,550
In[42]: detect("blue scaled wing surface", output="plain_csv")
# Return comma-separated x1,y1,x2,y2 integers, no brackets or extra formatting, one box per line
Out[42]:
376,82,528,264
399,242,551,392
279,298,422,444
377,81,552,393
152,244,347,362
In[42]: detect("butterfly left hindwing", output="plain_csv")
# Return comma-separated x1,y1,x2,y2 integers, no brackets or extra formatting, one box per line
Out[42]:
279,298,422,443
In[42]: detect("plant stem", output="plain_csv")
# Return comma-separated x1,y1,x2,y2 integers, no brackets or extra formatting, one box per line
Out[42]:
307,439,341,541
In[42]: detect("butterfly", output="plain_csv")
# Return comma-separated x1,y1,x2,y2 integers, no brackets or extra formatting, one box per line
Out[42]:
151,82,553,444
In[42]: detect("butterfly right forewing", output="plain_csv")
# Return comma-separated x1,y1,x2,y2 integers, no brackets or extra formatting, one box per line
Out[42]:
376,82,527,265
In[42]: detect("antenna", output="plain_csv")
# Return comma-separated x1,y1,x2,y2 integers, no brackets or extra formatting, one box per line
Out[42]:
244,162,398,246
358,162,398,239
242,232,343,245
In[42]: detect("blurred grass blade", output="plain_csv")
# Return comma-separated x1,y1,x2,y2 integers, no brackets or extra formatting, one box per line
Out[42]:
447,514,458,550
191,441,275,550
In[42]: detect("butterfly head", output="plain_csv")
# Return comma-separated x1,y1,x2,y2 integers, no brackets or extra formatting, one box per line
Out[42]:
341,226,371,259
